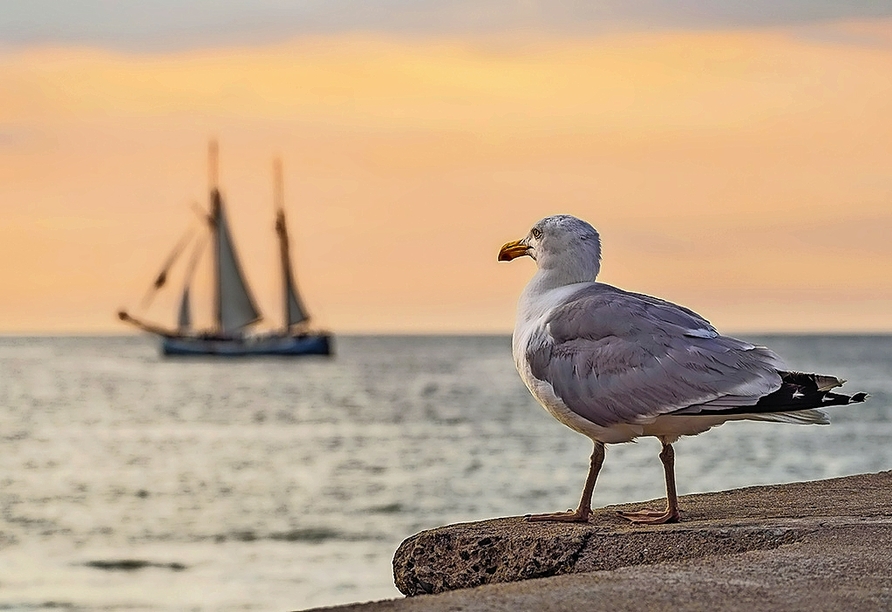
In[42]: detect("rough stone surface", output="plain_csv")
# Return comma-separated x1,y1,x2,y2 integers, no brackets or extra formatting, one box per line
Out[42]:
301,471,892,611
392,470,892,596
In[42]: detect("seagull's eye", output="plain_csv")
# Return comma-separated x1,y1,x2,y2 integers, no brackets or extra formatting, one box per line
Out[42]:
531,228,542,240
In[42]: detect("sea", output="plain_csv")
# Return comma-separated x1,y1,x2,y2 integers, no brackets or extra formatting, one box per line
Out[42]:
0,334,890,611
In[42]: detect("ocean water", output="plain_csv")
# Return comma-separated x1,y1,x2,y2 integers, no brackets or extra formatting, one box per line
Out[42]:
0,334,890,611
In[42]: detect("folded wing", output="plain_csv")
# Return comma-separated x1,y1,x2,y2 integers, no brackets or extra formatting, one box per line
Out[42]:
525,284,786,428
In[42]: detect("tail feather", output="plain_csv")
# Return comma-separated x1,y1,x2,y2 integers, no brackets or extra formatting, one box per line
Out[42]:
682,371,868,417
749,409,830,425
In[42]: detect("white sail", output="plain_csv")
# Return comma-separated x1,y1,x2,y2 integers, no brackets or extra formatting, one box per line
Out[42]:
215,193,261,334
177,287,192,330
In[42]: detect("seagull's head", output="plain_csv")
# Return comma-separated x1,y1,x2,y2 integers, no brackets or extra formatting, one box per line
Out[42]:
498,215,602,282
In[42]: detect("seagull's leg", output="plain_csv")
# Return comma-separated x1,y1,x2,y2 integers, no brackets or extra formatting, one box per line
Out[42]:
527,441,605,523
617,441,681,524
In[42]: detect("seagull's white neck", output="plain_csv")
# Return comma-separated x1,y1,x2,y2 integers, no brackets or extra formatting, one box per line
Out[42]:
517,269,590,326
522,256,599,300
537,265,590,290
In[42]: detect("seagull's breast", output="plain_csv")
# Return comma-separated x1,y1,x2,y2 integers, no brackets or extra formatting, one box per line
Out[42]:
512,282,643,444
511,283,579,371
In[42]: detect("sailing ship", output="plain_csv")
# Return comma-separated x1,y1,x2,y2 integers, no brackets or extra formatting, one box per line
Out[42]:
118,142,332,356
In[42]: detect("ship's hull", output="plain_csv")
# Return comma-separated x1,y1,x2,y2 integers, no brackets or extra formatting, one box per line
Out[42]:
161,332,332,357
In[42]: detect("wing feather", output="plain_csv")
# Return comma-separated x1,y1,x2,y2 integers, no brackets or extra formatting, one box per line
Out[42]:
526,284,784,427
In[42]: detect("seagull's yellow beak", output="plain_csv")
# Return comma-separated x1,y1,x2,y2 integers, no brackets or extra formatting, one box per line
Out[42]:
498,239,530,262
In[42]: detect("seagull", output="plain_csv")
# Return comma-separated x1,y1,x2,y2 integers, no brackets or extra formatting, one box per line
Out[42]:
498,214,867,524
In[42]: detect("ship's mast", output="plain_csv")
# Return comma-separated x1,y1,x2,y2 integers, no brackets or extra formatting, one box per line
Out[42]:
274,158,310,332
274,158,291,332
208,140,223,334
208,139,218,193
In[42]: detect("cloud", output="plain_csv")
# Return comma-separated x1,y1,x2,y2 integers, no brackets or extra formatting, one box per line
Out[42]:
3,0,892,51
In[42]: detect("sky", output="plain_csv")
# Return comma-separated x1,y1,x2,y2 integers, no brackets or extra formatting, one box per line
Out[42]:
2,2,891,334
4,1,892,50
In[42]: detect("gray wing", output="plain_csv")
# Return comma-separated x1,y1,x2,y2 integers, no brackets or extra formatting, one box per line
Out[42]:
526,284,785,427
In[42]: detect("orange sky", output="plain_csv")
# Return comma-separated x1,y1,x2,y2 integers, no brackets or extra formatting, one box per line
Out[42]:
1,21,891,334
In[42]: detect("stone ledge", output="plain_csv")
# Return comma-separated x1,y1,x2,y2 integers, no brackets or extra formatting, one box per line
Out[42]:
393,516,813,595
392,470,892,596
313,519,892,612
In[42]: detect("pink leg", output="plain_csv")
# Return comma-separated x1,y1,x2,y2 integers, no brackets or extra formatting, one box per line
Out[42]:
617,441,680,524
527,441,604,523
